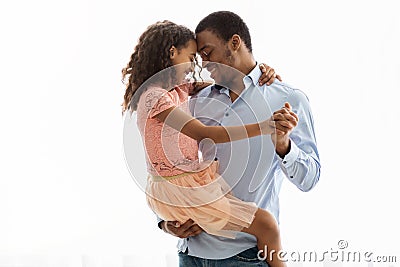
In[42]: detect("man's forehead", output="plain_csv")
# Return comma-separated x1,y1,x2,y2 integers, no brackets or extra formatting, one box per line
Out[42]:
196,30,221,50
197,44,210,52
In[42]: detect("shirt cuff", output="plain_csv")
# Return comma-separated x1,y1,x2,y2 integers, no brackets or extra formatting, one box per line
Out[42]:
280,140,300,167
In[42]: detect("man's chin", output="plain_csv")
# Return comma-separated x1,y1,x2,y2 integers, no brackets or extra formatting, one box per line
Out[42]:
210,71,222,84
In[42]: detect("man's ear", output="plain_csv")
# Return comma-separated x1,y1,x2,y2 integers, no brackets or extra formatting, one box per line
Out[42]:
169,46,177,59
230,34,241,51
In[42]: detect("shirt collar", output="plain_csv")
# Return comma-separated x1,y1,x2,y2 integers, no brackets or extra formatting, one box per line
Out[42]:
244,61,262,88
210,61,261,95
211,84,230,95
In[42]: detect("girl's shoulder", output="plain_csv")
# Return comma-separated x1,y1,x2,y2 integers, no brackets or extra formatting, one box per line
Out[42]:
138,86,175,119
139,86,170,106
141,85,168,97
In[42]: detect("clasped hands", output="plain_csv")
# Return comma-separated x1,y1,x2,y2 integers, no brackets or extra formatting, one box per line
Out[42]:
269,102,299,157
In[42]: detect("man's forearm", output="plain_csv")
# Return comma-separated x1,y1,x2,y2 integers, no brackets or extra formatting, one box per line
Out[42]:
275,137,291,158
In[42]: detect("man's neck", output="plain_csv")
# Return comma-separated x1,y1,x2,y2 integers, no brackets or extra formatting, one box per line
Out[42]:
237,54,257,76
228,54,256,102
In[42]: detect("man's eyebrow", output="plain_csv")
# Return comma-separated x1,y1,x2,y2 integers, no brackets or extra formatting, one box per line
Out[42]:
198,44,210,51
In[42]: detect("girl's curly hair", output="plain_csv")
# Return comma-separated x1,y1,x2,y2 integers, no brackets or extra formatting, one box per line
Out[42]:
121,20,196,113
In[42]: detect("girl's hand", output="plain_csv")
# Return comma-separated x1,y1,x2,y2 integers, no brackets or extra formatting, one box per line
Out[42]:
258,63,282,86
259,118,276,135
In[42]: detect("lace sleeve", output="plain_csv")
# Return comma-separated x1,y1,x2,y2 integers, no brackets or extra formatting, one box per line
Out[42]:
143,88,176,118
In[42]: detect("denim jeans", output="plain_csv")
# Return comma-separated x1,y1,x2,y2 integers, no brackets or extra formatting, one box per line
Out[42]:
178,246,269,267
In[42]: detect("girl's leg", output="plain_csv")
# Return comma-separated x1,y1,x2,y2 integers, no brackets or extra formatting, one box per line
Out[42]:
242,208,286,267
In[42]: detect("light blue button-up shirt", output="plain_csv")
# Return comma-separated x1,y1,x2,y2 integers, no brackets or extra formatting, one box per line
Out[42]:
163,64,320,259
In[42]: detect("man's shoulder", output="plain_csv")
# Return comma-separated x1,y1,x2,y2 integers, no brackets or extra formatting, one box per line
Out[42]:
267,80,310,103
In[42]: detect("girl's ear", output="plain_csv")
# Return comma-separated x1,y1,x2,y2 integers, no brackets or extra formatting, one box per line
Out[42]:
169,46,177,60
230,34,241,51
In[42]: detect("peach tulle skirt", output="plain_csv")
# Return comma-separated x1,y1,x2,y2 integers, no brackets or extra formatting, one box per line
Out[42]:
145,161,258,238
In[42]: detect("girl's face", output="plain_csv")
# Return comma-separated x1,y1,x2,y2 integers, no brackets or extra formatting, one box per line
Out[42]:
170,39,197,82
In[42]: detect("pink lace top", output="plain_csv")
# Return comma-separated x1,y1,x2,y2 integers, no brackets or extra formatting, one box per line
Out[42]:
136,83,200,177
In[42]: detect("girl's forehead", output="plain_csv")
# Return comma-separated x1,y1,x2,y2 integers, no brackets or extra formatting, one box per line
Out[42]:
182,39,197,52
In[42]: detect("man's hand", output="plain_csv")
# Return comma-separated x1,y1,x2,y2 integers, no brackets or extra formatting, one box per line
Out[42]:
258,63,282,86
160,219,203,238
270,102,298,158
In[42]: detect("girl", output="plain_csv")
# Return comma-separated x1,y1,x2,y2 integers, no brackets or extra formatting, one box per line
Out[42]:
122,20,286,266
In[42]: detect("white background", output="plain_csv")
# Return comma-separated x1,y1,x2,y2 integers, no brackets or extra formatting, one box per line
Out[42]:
1,0,399,266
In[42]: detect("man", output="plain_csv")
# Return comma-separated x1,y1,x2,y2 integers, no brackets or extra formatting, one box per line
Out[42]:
159,11,321,266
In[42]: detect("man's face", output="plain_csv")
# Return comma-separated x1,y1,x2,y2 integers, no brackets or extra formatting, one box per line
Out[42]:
196,30,237,85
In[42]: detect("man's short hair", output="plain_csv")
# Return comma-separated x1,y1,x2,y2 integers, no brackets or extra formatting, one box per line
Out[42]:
195,11,253,53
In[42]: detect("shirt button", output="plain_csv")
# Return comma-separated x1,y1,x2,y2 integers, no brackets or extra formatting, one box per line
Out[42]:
290,176,293,178
283,161,287,164
225,113,229,117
